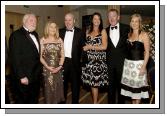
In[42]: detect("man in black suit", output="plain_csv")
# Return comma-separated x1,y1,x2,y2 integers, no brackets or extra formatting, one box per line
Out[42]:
59,13,85,104
5,37,10,104
9,13,42,104
106,9,130,104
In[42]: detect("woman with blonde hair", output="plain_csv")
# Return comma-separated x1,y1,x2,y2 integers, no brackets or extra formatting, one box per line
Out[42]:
120,14,150,104
40,21,65,103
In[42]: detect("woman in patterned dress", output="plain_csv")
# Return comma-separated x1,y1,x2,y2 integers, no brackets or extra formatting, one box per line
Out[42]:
81,12,108,104
120,14,150,104
40,21,65,103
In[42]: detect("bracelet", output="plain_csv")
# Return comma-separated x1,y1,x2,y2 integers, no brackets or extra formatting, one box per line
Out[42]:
59,65,63,68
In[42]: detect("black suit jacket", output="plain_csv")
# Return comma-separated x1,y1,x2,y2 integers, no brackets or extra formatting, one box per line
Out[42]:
5,37,8,64
9,27,42,83
106,23,130,66
59,27,85,72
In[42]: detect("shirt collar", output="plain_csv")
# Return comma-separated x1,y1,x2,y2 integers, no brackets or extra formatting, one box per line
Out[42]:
110,23,119,29
23,26,29,32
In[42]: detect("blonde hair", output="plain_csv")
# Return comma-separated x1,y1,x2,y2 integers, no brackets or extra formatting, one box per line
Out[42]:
129,13,143,38
44,21,59,39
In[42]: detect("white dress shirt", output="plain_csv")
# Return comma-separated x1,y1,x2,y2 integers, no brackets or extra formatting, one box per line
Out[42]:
109,23,120,47
64,29,74,58
29,33,39,52
23,26,39,52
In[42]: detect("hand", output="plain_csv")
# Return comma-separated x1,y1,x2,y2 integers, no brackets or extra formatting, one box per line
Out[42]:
83,44,92,51
83,45,88,51
52,66,62,74
139,67,146,76
47,66,56,73
20,77,29,85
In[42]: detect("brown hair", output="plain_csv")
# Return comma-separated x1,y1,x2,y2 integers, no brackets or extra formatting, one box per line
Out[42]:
129,14,143,38
44,21,59,39
88,12,103,34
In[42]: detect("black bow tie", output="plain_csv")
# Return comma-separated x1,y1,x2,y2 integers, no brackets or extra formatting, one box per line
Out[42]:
66,29,73,32
26,31,34,35
111,26,117,30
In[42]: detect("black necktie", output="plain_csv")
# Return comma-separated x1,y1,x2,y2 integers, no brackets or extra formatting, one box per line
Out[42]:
111,26,117,30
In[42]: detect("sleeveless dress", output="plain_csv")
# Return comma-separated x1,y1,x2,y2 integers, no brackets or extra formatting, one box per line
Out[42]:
42,43,64,103
81,34,108,87
120,39,149,99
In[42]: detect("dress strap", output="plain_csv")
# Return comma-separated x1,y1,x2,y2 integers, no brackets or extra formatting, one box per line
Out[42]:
40,38,45,44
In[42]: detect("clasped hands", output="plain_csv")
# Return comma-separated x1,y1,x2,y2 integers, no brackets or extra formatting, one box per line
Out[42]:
47,66,62,74
83,44,96,51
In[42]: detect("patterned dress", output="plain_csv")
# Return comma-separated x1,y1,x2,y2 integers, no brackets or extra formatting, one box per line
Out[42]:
81,34,108,87
121,39,149,99
42,43,64,103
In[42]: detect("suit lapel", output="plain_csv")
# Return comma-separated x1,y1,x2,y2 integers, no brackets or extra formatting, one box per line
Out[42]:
21,27,39,54
35,33,41,54
117,23,125,48
116,23,122,48
61,28,66,41
71,27,77,56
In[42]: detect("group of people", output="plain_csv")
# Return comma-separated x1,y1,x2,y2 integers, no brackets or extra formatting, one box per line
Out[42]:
7,8,150,104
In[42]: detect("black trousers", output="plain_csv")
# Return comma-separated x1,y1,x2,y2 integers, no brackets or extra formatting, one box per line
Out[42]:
63,57,80,104
14,80,40,104
5,77,10,104
108,63,125,104
5,88,10,104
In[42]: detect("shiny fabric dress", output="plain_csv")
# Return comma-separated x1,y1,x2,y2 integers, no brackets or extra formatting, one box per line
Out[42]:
121,39,149,99
42,43,64,104
81,34,108,87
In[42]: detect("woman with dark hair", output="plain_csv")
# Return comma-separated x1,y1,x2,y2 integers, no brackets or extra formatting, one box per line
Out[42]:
120,14,150,104
81,12,108,104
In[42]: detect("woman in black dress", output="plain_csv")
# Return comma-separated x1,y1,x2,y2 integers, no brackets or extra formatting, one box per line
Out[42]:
81,12,108,104
120,14,150,104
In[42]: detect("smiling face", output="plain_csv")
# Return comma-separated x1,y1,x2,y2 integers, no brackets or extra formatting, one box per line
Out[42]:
130,15,142,30
48,23,57,36
92,15,101,27
23,14,37,32
108,10,120,26
64,13,75,30
44,21,59,38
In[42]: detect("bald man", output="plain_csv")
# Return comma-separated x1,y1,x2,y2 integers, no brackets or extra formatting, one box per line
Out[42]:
59,13,85,104
9,13,42,104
